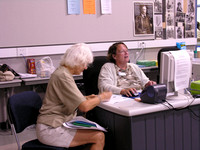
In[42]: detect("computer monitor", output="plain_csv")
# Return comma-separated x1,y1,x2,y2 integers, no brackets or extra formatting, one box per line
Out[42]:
159,50,191,98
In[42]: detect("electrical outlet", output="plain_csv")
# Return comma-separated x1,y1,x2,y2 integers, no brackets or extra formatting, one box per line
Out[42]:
138,42,146,48
17,48,27,56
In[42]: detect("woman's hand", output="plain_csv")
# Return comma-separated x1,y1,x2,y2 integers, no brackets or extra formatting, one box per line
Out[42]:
98,91,112,102
120,88,137,97
85,94,96,99
79,92,112,112
145,80,157,88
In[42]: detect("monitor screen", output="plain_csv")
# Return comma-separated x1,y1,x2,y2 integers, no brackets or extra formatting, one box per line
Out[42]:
159,50,191,97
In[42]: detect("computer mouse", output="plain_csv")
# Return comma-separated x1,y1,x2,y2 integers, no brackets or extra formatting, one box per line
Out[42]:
131,91,139,97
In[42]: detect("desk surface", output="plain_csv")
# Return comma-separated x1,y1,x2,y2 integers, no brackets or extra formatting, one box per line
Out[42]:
22,77,50,85
99,93,200,117
21,74,83,85
0,79,22,88
1,66,157,86
141,66,158,70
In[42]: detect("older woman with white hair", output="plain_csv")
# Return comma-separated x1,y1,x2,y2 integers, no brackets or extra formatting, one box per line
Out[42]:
36,43,112,150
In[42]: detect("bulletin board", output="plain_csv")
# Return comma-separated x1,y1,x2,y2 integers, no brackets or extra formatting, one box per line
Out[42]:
0,0,196,48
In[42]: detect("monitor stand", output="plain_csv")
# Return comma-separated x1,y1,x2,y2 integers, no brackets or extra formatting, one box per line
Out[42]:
166,90,189,101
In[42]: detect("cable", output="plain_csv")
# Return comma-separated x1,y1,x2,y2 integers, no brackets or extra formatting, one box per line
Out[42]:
162,100,175,109
135,46,144,63
163,88,195,111
20,54,28,71
187,107,200,120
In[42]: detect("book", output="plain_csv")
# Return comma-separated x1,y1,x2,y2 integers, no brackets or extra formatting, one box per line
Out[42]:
63,116,107,132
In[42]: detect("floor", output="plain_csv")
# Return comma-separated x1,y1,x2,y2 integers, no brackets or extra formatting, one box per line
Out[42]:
0,124,36,150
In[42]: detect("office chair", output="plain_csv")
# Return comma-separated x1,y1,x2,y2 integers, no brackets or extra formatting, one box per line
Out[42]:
83,56,109,95
157,46,179,83
7,91,85,150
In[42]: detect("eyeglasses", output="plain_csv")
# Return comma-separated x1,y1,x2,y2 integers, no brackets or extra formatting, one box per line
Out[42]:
117,50,129,54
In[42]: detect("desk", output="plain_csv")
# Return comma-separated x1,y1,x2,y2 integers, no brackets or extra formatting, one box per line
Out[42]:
21,75,83,91
0,75,83,127
0,79,22,89
22,77,49,86
88,94,200,150
22,75,83,85
141,66,158,72
20,66,156,86
0,79,22,126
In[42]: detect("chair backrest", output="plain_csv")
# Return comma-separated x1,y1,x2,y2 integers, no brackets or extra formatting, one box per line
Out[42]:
83,56,109,95
157,46,179,83
7,91,42,133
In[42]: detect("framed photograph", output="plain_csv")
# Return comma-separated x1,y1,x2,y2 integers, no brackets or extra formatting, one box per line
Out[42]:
133,1,154,37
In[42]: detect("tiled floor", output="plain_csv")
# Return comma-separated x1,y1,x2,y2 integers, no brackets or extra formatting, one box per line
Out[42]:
0,125,36,150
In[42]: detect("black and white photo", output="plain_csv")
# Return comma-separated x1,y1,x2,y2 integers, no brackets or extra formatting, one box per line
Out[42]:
133,1,154,36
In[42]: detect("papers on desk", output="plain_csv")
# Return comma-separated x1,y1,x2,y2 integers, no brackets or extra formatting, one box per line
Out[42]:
63,116,107,132
17,73,37,79
170,51,191,91
102,94,134,104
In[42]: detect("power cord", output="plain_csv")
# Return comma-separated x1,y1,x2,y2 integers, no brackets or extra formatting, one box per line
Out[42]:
161,89,200,120
20,54,28,71
187,107,200,120
135,44,145,63
162,88,195,110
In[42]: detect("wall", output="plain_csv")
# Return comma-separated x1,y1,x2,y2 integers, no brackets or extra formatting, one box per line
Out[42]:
0,0,197,124
0,0,197,59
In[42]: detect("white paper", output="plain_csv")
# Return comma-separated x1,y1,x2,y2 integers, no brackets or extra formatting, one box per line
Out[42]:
170,51,191,91
101,0,112,14
18,73,37,79
102,94,133,104
67,0,80,15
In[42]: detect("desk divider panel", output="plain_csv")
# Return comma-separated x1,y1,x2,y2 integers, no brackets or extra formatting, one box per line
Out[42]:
89,105,200,150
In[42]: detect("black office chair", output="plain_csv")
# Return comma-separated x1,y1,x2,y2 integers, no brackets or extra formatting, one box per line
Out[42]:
83,56,109,95
157,46,179,83
7,91,85,150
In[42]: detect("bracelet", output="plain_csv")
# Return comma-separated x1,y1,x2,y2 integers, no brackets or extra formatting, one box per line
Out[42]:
97,95,102,103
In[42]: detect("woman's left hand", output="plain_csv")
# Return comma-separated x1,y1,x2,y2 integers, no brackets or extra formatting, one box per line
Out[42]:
145,80,157,87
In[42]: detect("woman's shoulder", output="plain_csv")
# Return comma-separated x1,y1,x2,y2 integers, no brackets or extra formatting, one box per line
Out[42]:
51,66,73,81
102,62,115,68
128,63,138,67
128,63,141,70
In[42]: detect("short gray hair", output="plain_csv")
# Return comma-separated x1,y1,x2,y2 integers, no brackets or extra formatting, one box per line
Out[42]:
60,43,93,67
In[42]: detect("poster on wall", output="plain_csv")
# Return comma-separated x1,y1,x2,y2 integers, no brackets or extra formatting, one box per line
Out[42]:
154,14,163,39
165,0,175,39
166,26,175,39
154,0,162,13
174,0,185,39
185,0,195,38
132,1,154,38
154,0,163,39
176,26,184,38
131,0,195,40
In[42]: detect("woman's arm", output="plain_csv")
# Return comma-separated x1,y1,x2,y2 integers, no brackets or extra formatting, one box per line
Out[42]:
98,63,122,94
78,91,112,112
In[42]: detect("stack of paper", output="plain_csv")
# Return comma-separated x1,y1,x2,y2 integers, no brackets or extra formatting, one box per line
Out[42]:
18,73,37,79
